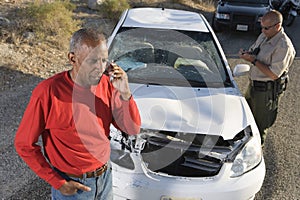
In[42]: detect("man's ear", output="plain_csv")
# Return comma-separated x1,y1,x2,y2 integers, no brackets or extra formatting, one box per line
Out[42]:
68,52,76,64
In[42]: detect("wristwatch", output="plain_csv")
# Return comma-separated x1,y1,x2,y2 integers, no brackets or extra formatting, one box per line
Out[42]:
251,58,257,66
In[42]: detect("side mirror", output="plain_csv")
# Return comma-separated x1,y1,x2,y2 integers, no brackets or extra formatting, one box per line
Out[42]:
233,64,250,77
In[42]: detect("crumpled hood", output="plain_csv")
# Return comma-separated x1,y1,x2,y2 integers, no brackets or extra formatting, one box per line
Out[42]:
131,84,255,140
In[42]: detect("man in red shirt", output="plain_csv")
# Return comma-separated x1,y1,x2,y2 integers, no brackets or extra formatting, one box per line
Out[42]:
14,28,141,199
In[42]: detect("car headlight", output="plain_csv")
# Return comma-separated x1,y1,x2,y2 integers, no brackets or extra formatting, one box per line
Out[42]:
230,136,262,177
257,16,263,22
216,13,230,20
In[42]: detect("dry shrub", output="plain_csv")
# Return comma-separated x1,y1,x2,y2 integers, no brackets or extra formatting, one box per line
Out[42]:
9,0,81,49
172,0,216,11
101,0,130,20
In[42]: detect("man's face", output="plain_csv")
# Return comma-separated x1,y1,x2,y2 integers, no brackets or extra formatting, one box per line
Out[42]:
261,18,280,38
73,41,108,87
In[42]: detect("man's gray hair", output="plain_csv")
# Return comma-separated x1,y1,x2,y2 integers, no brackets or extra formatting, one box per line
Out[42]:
69,28,106,53
263,10,283,24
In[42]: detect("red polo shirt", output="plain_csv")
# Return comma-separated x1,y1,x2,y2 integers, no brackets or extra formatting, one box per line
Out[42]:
15,71,141,189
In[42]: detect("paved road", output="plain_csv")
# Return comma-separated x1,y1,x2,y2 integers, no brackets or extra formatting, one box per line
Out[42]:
1,15,299,200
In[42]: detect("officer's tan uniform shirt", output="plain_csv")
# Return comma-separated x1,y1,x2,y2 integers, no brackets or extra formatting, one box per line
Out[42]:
248,28,295,81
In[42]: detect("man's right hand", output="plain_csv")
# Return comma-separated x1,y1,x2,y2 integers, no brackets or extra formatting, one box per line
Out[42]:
59,180,91,195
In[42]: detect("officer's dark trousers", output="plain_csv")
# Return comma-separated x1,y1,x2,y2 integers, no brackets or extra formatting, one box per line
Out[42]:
245,83,282,145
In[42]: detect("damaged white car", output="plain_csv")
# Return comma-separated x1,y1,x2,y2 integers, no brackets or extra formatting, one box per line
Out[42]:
107,7,265,200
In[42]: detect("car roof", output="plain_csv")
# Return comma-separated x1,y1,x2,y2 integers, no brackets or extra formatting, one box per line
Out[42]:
122,7,209,32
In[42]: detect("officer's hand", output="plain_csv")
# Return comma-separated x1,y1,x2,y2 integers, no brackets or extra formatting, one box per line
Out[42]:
239,49,255,63
59,180,91,195
239,48,248,55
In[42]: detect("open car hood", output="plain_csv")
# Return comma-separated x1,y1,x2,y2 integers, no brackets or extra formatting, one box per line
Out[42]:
131,84,254,140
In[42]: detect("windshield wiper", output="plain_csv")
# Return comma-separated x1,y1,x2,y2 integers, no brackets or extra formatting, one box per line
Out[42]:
187,80,208,87
223,80,233,87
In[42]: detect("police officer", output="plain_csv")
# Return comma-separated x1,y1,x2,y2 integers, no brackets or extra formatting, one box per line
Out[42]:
239,10,295,145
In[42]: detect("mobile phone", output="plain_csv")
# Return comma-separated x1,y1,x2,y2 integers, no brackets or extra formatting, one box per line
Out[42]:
104,60,115,81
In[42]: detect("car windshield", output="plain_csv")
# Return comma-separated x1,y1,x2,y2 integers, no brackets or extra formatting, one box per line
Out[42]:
109,27,231,88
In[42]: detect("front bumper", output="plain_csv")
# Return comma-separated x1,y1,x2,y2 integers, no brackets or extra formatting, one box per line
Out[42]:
214,18,261,32
112,155,265,200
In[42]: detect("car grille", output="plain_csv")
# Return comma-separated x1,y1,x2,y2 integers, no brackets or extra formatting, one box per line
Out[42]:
232,14,256,23
139,130,245,177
